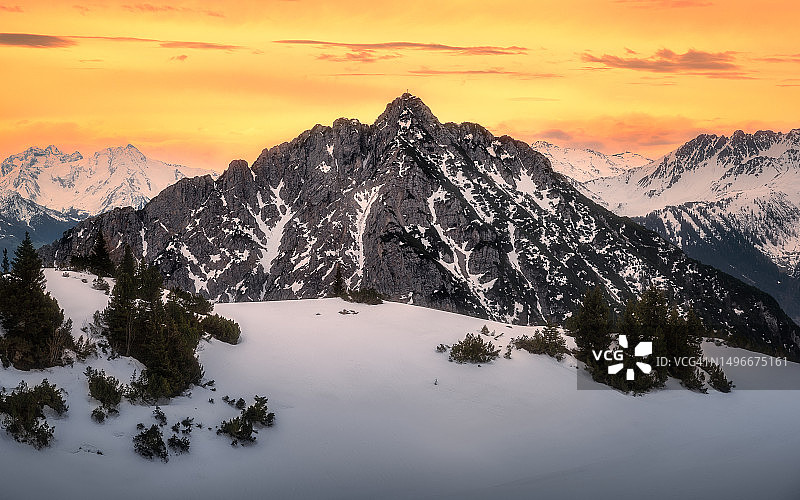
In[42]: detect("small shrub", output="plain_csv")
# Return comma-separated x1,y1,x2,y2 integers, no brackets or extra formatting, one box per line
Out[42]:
73,335,98,361
181,417,194,434
201,314,241,345
91,408,106,423
0,380,68,449
435,344,448,353
345,288,384,305
217,416,255,445
217,395,275,446
449,332,500,364
133,424,168,462
153,406,167,426
92,277,111,294
167,434,190,454
85,367,123,410
510,324,568,361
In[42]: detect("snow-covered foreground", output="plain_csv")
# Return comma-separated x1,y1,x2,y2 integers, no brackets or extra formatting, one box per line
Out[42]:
1,270,799,499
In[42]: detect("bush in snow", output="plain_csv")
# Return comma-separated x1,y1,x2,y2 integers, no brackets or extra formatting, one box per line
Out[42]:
345,288,384,305
92,277,110,294
0,379,68,449
217,395,275,446
201,314,241,345
449,332,500,364
85,367,124,411
510,323,568,361
167,434,190,454
133,424,168,462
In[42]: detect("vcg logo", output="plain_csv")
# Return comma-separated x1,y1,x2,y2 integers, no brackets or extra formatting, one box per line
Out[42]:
592,335,652,381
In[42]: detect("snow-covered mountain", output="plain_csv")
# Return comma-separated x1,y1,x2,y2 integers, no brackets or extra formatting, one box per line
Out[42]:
0,191,83,249
2,270,800,499
532,140,651,182
0,144,217,250
40,95,800,359
581,130,800,322
0,144,216,216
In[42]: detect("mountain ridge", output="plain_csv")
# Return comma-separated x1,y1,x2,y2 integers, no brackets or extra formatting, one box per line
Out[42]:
579,128,800,322
39,94,800,359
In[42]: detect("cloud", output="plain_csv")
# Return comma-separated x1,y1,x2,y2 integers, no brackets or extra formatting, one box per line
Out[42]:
0,33,76,48
122,4,224,18
538,129,573,141
68,35,244,51
0,5,22,12
581,48,749,78
756,54,800,64
72,5,90,15
275,39,527,57
409,67,560,79
318,51,400,63
170,54,188,62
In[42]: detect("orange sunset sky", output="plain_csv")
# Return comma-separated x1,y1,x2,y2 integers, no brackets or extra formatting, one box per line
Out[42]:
1,0,798,171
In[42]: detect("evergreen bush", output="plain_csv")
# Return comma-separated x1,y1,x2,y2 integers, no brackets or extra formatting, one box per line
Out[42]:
0,380,68,449
201,314,241,344
85,367,124,410
133,424,168,462
449,332,500,364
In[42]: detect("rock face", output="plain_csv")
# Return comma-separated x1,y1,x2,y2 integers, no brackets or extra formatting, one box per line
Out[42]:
40,94,800,359
581,129,800,323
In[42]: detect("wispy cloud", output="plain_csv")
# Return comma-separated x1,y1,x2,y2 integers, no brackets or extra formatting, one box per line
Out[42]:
0,33,75,48
170,54,188,62
409,67,560,79
581,49,751,78
275,39,527,57
0,33,245,51
0,5,22,12
122,4,224,18
756,54,800,63
318,51,400,63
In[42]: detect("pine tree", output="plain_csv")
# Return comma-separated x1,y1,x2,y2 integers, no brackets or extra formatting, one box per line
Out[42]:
571,287,612,375
0,233,72,369
89,233,115,277
2,248,9,274
11,233,45,294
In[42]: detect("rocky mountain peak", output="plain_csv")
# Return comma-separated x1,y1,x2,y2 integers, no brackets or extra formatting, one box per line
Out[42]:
38,98,800,361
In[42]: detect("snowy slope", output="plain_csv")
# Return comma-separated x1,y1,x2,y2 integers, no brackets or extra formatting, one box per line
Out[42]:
1,270,799,499
532,140,651,182
0,144,217,216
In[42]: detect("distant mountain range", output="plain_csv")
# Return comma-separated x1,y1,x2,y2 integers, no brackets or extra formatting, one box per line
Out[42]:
39,94,800,360
0,144,216,250
572,130,800,323
532,141,651,182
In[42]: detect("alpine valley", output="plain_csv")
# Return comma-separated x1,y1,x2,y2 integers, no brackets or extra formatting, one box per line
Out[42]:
578,130,800,324
39,95,800,360
0,144,216,250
